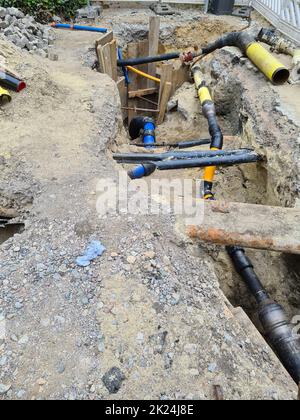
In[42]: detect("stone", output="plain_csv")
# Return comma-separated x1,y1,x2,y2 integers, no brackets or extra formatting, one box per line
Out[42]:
51,16,62,23
0,21,9,30
16,390,26,399
7,7,24,19
144,251,156,260
102,367,125,394
18,335,29,345
0,7,7,18
127,256,136,264
0,384,11,395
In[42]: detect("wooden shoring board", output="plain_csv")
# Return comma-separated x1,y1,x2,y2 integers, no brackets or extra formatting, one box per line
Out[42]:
95,31,114,48
158,63,173,105
157,81,172,125
128,87,158,98
171,60,190,95
117,77,128,120
127,42,139,124
97,39,117,81
127,40,153,123
148,16,160,88
187,200,300,255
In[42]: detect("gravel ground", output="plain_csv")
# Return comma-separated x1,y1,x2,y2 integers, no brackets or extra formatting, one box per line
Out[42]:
0,7,298,400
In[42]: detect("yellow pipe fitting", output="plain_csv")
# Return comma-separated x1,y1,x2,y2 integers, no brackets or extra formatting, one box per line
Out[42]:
0,87,11,105
246,42,290,85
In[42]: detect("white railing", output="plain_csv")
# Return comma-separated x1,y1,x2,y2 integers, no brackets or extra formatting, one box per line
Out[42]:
253,0,300,43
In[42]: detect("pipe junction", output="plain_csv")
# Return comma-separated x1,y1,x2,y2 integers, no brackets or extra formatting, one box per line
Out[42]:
199,31,290,85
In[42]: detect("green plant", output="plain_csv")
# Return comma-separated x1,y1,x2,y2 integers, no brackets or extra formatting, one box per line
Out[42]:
0,0,87,20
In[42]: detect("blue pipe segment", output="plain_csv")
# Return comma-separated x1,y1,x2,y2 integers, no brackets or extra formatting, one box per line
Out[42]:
143,121,156,146
128,163,156,180
129,117,156,147
118,47,130,85
51,23,107,33
128,165,146,179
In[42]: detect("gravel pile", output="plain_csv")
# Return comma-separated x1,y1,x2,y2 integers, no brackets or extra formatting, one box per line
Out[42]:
0,7,54,57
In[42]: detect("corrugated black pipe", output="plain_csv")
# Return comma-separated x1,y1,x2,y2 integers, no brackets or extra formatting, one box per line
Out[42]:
227,246,300,385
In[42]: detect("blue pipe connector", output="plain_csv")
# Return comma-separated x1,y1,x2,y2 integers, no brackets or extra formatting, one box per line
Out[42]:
129,116,156,147
128,163,156,180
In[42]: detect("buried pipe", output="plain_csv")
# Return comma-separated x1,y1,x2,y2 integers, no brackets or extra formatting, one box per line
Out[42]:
127,151,261,179
199,31,290,85
129,116,156,147
126,66,160,84
257,28,300,84
117,51,197,67
0,87,11,105
131,138,212,148
50,23,107,33
118,47,130,85
227,246,300,385
114,148,256,163
192,65,223,200
0,71,26,92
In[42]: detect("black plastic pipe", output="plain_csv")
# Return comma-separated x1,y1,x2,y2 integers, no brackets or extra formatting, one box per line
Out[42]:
117,52,181,67
153,151,261,170
132,138,212,149
177,139,211,149
227,247,269,303
128,151,261,179
0,71,26,92
227,246,300,385
114,148,255,163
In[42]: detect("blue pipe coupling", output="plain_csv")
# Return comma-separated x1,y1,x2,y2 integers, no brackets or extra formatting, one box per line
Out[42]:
129,116,156,146
128,164,156,180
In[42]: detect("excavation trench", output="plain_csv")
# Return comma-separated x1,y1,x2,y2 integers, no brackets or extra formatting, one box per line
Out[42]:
110,19,300,381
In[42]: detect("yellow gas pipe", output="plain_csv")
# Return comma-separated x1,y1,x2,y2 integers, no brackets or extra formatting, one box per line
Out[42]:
0,87,11,105
193,67,222,199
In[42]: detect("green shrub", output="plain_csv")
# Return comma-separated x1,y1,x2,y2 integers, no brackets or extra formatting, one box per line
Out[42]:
0,0,87,20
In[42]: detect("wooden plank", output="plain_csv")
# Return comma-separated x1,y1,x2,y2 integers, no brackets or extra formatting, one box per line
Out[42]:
171,61,189,95
128,87,158,98
117,77,128,120
127,42,142,123
96,45,106,73
101,40,117,82
138,40,150,90
95,31,114,48
187,200,300,255
127,42,139,91
148,16,160,88
158,63,173,104
157,81,172,125
109,39,118,82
